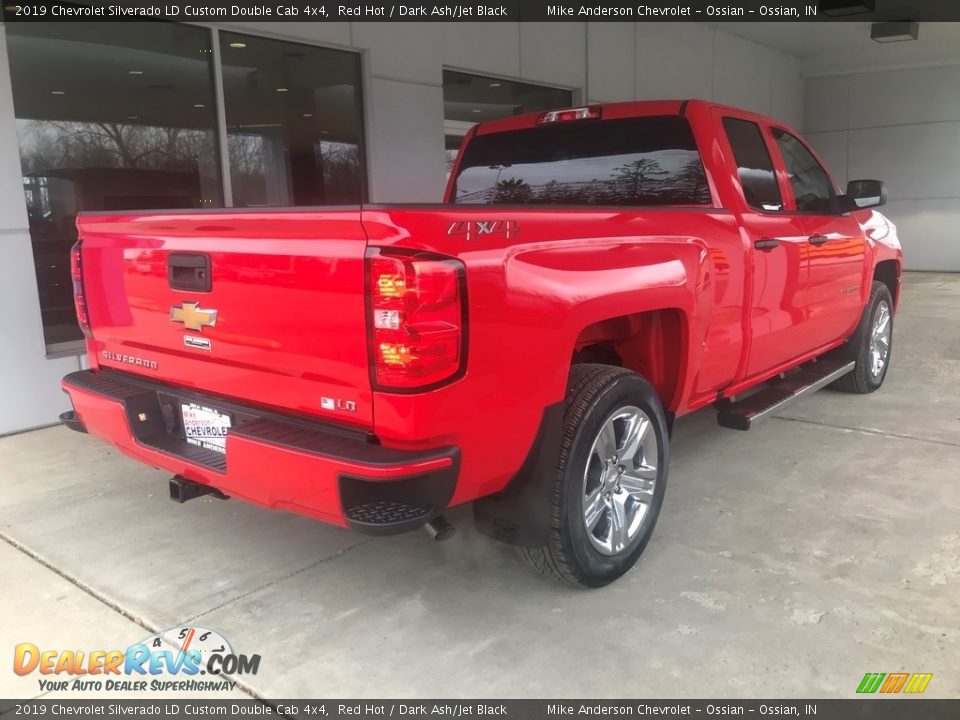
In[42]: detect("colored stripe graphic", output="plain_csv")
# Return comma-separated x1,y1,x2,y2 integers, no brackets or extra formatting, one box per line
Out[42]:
857,672,933,694
857,673,886,694
903,673,933,694
880,673,909,693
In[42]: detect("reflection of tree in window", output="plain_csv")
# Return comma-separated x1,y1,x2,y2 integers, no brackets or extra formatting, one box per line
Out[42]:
675,159,712,204
453,117,712,208
494,177,533,203
614,158,667,201
317,142,362,205
19,120,215,179
19,120,217,219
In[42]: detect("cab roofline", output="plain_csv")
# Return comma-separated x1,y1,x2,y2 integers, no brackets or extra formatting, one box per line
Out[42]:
471,98,785,136
473,99,692,135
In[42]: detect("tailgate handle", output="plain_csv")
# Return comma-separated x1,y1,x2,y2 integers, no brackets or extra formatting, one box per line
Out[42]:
168,254,211,292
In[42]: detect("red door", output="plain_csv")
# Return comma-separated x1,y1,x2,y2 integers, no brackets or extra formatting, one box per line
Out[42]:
715,111,811,379
768,126,866,350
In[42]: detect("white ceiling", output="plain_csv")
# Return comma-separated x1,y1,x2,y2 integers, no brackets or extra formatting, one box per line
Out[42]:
713,21,960,77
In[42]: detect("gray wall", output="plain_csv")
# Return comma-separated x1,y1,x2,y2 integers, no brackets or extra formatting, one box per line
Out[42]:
805,65,960,272
0,21,802,435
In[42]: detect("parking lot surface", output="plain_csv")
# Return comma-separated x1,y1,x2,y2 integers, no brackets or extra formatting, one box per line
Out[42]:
2,273,958,699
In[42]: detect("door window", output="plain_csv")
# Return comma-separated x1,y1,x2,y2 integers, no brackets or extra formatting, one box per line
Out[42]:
772,128,836,214
721,118,782,212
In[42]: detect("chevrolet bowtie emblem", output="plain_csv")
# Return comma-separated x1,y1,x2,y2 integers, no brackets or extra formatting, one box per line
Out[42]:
170,302,218,332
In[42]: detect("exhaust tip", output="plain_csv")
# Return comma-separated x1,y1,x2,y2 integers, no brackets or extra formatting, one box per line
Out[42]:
59,410,87,434
424,514,456,542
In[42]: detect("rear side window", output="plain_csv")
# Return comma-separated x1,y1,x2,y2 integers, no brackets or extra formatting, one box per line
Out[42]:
452,116,711,207
772,128,836,213
722,118,782,212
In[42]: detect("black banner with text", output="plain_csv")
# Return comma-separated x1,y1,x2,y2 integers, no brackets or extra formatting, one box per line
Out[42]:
1,700,959,719
4,0,960,23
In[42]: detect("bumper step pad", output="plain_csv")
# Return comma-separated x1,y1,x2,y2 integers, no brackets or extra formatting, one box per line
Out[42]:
345,500,433,528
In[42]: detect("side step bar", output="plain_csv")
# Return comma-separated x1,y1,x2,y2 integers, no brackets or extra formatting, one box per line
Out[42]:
717,358,855,431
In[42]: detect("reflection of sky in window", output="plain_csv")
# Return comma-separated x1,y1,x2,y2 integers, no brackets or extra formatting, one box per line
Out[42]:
456,148,699,198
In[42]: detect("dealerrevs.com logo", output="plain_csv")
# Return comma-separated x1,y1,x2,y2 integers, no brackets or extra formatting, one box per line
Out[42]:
13,626,260,693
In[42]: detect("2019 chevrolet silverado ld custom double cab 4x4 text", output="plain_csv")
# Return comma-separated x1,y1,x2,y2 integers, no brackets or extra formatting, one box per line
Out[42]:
61,100,901,586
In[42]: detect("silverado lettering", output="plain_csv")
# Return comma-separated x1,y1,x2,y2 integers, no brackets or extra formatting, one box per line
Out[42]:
100,351,158,370
62,100,901,586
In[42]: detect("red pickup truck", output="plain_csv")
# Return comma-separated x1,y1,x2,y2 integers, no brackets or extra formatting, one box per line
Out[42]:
61,99,901,586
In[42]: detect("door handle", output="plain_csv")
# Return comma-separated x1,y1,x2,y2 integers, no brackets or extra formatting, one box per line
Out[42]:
754,237,781,250
168,253,212,292
808,234,830,246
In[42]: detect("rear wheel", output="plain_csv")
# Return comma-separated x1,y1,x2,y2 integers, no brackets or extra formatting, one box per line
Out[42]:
832,281,893,394
519,364,669,587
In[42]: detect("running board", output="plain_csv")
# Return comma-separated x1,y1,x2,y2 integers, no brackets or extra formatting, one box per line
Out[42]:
716,359,855,431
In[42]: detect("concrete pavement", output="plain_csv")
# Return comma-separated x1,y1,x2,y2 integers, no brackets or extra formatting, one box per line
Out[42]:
1,272,958,699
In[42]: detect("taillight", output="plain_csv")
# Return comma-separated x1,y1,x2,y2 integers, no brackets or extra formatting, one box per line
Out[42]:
367,249,466,390
70,240,91,337
537,106,601,124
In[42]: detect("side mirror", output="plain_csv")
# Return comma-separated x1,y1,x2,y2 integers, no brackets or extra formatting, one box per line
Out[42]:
840,179,886,212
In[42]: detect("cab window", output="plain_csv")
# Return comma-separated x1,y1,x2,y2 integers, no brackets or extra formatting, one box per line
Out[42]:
772,128,836,214
452,116,711,207
721,117,782,212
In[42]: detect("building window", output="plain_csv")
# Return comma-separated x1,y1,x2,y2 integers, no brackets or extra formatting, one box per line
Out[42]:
6,25,367,350
220,32,365,207
442,70,573,176
8,22,222,349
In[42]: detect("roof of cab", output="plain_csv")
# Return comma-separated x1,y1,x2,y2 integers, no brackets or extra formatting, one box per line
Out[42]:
471,98,777,136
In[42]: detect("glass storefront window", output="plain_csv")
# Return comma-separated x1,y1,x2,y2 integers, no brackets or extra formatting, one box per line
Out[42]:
7,25,369,350
219,32,365,207
441,69,573,173
7,22,222,348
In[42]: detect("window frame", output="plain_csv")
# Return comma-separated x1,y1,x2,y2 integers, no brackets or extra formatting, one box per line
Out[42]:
441,67,579,187
720,115,784,215
212,26,368,208
768,125,841,216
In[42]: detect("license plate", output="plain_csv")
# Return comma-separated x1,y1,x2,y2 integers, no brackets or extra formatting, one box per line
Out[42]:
181,402,232,454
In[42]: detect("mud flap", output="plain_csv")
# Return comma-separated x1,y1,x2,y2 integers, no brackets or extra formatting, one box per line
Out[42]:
472,402,564,547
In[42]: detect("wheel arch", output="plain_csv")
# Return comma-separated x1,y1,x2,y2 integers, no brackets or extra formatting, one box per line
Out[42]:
873,259,901,311
571,308,688,413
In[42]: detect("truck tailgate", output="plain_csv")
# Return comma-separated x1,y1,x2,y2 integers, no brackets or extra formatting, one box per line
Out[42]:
76,211,373,428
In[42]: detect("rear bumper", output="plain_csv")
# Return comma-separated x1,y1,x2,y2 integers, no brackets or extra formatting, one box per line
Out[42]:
61,370,458,534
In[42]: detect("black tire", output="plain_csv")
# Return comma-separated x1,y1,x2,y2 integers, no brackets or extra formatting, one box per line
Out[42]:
519,364,669,587
831,280,894,394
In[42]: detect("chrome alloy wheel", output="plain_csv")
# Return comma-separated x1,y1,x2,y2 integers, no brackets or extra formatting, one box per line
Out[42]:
582,405,659,556
869,300,892,380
